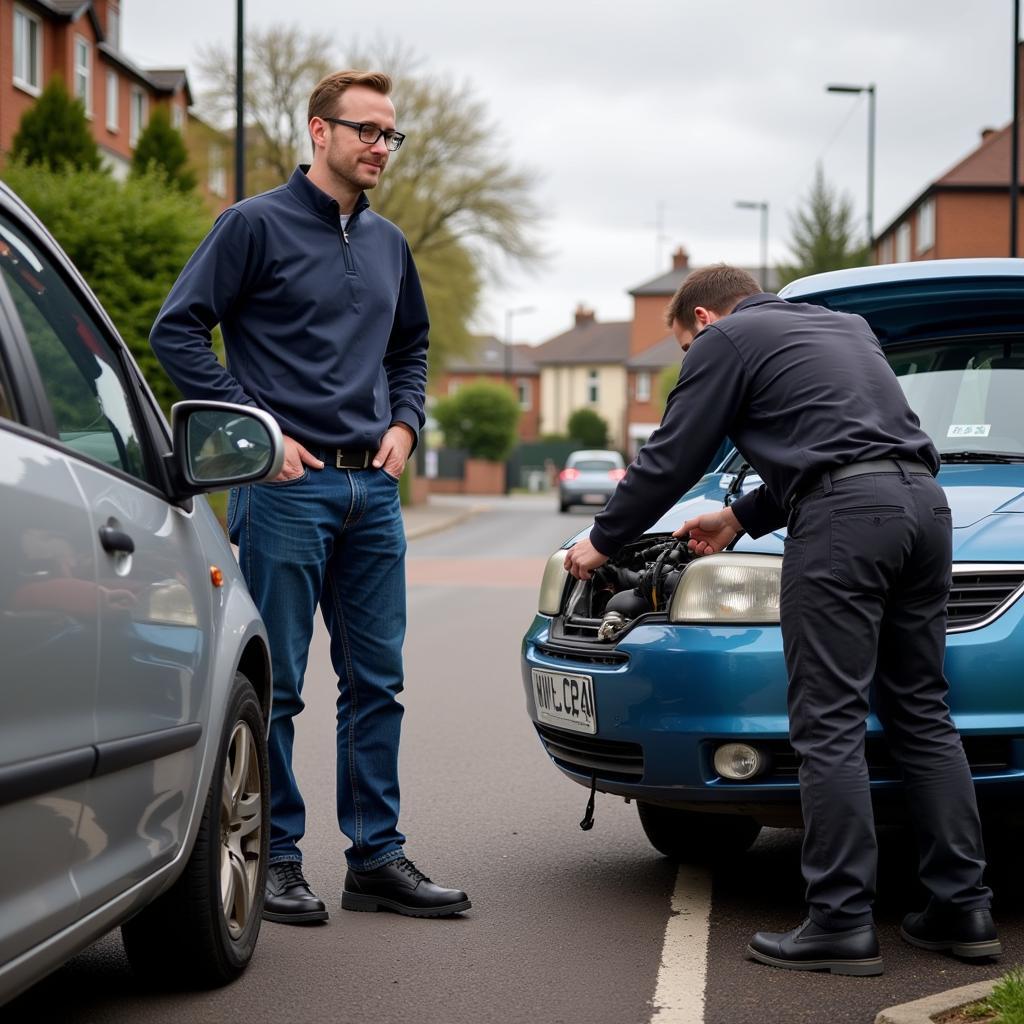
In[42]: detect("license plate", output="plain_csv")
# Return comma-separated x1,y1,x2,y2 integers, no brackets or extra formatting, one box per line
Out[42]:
532,669,596,734
583,493,606,504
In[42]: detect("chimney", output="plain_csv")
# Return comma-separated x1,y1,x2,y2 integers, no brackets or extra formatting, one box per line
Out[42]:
574,304,595,328
981,127,997,142
671,246,689,271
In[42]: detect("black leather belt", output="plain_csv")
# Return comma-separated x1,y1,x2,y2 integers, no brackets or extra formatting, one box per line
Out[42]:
330,448,375,470
791,458,932,508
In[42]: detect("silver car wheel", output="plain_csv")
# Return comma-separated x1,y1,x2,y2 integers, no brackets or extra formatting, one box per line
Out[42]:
220,720,262,939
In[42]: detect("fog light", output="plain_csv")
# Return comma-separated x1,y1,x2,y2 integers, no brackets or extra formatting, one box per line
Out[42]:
714,743,764,780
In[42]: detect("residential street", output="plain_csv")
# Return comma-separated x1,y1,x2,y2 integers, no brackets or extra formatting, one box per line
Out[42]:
5,496,1020,1024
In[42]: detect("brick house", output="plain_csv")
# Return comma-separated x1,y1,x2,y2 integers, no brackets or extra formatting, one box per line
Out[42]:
1,0,232,210
874,42,1024,262
430,334,540,441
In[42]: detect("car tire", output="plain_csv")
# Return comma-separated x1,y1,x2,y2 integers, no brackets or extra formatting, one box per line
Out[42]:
121,671,269,988
559,500,570,513
637,802,761,862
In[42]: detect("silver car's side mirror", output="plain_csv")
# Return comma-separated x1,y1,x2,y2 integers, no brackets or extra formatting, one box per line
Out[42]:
169,401,285,497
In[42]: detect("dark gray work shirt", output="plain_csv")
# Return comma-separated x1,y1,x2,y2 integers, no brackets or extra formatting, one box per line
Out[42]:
588,293,939,555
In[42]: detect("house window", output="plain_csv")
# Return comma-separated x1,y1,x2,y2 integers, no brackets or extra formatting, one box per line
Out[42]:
172,104,184,132
516,379,531,410
877,234,893,264
13,6,43,94
130,88,148,147
447,379,460,397
895,222,911,263
106,70,119,131
587,369,600,404
74,36,92,115
208,144,227,197
107,5,120,49
635,371,652,402
916,198,935,255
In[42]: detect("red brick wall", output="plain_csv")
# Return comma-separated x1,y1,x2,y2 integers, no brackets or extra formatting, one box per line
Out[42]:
430,370,540,441
630,294,670,355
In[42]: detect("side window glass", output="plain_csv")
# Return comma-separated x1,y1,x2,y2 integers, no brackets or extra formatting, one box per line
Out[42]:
0,367,12,421
0,217,149,481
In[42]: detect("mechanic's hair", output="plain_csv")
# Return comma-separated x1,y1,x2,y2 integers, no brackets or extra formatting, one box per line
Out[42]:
307,70,392,127
664,264,761,332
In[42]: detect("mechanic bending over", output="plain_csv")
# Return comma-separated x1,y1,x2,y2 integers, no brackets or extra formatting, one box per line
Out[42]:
564,264,1000,976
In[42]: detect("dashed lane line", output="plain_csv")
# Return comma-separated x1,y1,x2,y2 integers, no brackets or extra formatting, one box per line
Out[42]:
650,865,712,1024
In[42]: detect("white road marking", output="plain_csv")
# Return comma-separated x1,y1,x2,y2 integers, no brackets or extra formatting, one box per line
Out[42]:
650,865,713,1023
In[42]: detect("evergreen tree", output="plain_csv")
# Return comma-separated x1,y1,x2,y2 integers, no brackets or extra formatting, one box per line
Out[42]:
777,164,869,286
11,76,102,172
130,107,197,192
567,408,610,449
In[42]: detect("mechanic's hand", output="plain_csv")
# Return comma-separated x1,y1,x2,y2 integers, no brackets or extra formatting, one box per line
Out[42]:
564,538,609,581
275,435,324,481
373,424,415,480
674,507,741,556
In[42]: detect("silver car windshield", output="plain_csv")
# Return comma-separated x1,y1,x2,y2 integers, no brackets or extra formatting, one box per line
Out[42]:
890,338,1024,456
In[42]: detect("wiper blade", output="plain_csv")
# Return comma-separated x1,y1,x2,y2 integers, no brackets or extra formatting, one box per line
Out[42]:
939,451,1024,464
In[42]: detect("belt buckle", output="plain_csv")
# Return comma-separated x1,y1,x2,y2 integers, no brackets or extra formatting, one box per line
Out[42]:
335,449,371,470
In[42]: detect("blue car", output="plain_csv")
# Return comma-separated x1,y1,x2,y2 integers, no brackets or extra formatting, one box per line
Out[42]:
520,259,1024,861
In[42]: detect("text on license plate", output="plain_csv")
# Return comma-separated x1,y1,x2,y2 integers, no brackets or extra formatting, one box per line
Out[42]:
532,669,596,734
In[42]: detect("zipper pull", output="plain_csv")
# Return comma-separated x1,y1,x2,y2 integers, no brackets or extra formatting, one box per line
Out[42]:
342,228,350,243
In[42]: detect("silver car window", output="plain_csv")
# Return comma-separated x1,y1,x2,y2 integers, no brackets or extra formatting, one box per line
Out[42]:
0,216,150,481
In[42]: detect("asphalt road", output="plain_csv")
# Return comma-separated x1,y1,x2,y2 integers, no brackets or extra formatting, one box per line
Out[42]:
5,496,1020,1024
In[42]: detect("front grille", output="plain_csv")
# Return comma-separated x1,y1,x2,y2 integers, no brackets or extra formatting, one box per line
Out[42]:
755,736,1013,781
535,724,644,781
534,642,628,666
948,569,1024,629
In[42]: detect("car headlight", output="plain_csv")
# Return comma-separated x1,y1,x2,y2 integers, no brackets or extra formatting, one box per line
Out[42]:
538,550,570,616
668,553,782,624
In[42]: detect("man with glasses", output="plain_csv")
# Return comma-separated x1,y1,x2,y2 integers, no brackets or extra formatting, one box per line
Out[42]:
151,70,470,925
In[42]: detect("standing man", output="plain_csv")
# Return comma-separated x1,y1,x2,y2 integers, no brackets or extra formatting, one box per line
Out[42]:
565,265,998,975
150,70,469,924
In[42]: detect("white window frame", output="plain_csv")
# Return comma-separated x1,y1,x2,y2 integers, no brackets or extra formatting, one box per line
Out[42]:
895,222,911,263
207,143,227,197
635,371,652,402
106,4,120,49
877,234,893,265
172,104,184,132
916,197,935,255
12,5,43,95
447,379,460,398
74,35,92,116
587,369,600,404
516,378,531,411
105,69,119,131
129,88,148,147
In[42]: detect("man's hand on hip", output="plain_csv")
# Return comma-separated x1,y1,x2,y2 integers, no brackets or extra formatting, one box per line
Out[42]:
275,435,325,481
564,538,609,580
374,424,415,479
674,507,741,555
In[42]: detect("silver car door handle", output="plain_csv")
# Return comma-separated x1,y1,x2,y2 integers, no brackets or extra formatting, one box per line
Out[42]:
98,525,135,555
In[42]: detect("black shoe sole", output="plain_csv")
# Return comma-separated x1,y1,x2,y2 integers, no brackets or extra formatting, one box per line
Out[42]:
341,891,471,917
899,926,1002,959
747,946,883,976
262,908,330,925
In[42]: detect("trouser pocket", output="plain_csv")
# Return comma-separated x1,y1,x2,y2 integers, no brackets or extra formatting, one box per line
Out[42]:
829,505,906,589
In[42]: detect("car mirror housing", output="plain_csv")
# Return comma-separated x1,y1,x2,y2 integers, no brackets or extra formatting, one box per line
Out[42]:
168,401,284,498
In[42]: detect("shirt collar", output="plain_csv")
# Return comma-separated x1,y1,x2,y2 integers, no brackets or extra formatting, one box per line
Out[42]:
731,292,782,313
287,165,370,221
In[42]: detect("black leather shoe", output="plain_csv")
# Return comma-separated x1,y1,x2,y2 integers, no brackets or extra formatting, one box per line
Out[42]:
263,861,329,924
748,919,883,976
900,906,1002,959
342,857,471,917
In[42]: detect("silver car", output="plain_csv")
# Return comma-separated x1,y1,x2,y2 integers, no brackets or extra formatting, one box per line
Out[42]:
0,183,284,1004
558,449,626,512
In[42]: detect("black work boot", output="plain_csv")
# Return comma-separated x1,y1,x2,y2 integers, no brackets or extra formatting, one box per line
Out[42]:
900,906,1001,959
342,857,471,917
263,861,329,924
748,918,883,976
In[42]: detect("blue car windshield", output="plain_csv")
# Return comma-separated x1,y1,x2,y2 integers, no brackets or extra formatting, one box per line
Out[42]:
889,337,1024,456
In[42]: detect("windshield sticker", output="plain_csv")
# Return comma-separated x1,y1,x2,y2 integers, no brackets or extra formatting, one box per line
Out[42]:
947,424,991,438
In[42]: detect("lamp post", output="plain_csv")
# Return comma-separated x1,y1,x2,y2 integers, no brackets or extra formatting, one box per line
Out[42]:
735,200,769,288
235,0,245,202
1011,0,1020,256
826,82,876,251
504,305,535,382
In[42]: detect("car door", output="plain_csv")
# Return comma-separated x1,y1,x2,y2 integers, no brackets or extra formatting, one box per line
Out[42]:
0,205,215,915
0,226,97,966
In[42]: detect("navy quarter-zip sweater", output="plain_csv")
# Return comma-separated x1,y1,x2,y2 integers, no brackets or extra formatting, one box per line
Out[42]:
150,166,428,449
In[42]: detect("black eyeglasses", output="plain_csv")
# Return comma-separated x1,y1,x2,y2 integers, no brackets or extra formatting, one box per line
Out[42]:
320,117,406,152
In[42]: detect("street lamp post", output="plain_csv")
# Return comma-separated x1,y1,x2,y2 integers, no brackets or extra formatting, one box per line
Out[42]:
1011,0,1020,257
826,82,876,252
504,305,535,381
235,0,245,202
735,200,769,288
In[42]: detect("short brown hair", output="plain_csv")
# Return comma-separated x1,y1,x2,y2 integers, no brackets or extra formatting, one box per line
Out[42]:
307,70,392,124
664,264,761,332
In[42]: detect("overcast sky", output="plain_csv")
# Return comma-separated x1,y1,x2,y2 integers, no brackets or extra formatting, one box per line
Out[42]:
125,0,1021,345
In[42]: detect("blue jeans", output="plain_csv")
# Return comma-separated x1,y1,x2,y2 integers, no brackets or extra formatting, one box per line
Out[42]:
227,463,407,871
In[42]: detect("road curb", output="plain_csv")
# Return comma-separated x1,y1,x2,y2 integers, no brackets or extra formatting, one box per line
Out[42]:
404,503,489,541
874,978,996,1024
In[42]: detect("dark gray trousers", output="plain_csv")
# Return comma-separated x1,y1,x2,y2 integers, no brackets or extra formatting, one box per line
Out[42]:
780,468,991,929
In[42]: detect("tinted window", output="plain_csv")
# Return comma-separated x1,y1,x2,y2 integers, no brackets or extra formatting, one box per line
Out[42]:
0,216,149,480
573,460,617,472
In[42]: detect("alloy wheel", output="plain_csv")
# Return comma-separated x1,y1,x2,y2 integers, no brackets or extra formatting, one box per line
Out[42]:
220,720,262,939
